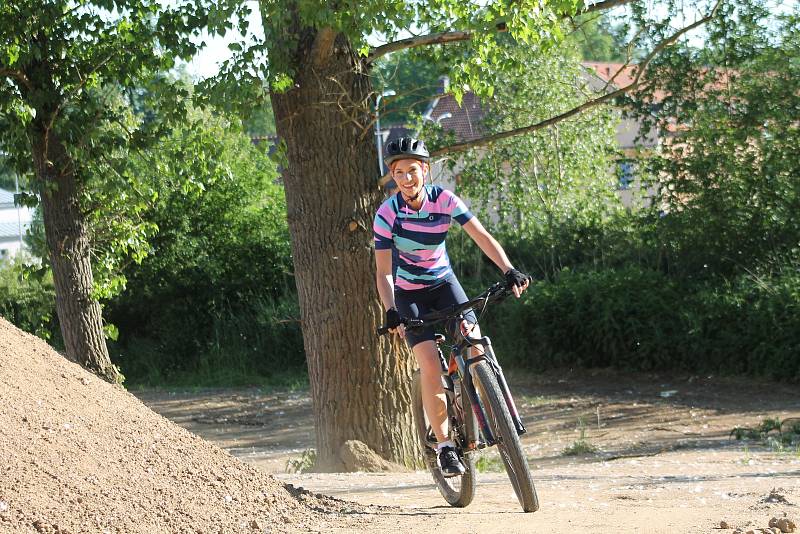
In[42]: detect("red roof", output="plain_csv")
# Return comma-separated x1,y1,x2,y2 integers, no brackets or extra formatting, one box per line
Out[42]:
431,92,485,142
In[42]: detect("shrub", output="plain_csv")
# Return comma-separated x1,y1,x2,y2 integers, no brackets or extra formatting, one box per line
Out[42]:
0,258,59,343
471,265,800,381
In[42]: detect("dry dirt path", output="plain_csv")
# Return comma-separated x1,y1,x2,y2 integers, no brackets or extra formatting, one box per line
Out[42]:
135,371,800,533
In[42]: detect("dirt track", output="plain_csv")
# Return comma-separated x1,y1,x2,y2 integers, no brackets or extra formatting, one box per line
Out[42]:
136,371,800,533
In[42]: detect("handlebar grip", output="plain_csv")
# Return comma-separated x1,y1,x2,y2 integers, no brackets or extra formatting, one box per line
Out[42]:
377,325,390,336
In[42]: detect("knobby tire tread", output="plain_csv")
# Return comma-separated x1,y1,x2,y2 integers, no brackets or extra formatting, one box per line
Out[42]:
473,361,539,512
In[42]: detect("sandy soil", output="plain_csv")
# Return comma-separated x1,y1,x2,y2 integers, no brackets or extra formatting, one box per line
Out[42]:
135,370,800,533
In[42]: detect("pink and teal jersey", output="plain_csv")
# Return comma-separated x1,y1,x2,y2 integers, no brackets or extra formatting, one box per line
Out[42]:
373,185,474,291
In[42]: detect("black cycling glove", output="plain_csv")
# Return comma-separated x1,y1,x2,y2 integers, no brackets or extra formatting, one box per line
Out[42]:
504,268,530,290
385,308,403,330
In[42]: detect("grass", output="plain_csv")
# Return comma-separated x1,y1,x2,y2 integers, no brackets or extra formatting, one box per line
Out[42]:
475,453,505,473
286,448,317,474
730,417,800,452
562,418,598,456
475,453,506,473
125,366,309,392
731,418,800,462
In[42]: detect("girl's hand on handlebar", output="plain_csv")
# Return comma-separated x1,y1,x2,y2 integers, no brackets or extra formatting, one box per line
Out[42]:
385,308,406,337
504,268,531,298
390,323,406,338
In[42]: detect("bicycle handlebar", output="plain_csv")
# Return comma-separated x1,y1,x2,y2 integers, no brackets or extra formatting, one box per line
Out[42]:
376,277,531,336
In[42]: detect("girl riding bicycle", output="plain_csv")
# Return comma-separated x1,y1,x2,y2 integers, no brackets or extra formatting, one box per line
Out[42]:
372,136,530,476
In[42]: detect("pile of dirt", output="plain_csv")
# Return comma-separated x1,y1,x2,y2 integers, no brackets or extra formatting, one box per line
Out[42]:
0,317,365,533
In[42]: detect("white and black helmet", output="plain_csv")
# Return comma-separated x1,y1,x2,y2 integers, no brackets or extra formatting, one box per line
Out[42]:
384,137,430,166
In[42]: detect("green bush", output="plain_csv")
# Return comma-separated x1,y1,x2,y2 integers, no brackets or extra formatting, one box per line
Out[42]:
0,259,59,343
115,294,305,387
470,265,800,381
103,111,301,385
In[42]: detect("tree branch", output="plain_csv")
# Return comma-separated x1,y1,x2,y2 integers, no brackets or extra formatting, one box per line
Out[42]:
368,31,473,63
432,0,724,157
0,68,33,92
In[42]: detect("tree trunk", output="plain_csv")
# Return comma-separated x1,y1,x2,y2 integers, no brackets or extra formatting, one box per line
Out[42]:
30,124,122,383
271,28,418,471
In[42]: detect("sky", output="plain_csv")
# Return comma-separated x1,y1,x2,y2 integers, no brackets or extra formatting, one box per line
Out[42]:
183,2,263,80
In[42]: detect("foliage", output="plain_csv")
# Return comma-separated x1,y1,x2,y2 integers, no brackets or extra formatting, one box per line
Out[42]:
475,453,505,472
209,0,715,106
449,40,621,278
0,0,203,177
466,263,800,381
562,419,597,455
242,101,277,138
285,448,317,474
630,1,800,279
0,0,214,367
731,418,800,451
104,108,299,384
568,13,631,62
372,49,450,126
0,258,58,343
0,155,25,192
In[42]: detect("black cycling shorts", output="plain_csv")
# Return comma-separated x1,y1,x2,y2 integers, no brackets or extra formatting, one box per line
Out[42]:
394,276,477,349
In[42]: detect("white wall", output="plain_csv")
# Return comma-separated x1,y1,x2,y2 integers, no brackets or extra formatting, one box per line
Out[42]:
0,188,34,260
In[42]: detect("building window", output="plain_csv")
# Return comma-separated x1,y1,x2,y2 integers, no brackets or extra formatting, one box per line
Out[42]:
618,160,634,190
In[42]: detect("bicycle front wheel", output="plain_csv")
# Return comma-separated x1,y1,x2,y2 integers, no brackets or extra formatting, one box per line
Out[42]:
412,370,477,507
472,361,539,512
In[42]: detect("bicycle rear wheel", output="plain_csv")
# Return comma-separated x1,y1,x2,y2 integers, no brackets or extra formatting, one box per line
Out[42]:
412,370,477,507
472,361,539,512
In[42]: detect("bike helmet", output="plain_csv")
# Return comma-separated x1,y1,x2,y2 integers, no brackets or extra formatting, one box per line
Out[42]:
384,137,430,166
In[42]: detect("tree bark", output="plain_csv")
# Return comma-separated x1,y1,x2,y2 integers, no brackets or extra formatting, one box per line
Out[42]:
30,123,122,383
271,27,418,471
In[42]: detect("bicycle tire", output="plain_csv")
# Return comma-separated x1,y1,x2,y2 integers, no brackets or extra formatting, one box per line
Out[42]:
412,370,477,507
473,361,539,512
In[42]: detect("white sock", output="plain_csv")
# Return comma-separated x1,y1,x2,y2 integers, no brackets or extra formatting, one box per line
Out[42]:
437,440,455,451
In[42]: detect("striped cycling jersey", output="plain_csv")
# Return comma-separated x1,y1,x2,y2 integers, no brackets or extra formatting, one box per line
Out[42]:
373,185,474,291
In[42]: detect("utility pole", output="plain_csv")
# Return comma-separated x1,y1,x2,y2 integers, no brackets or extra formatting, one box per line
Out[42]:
374,89,395,176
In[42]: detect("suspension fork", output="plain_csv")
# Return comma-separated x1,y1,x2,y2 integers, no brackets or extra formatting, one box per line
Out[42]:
458,336,527,438
451,338,496,446
482,341,527,435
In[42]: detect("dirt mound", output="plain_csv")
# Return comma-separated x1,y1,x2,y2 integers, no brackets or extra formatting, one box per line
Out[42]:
0,317,364,533
339,440,409,473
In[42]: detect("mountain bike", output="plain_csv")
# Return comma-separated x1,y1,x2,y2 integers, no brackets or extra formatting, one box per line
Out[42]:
378,281,539,513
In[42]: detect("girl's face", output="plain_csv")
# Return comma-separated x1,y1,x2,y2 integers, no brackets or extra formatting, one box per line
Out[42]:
391,159,427,201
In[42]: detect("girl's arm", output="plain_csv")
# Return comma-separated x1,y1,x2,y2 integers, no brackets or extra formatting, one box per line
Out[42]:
461,218,514,273
375,249,396,311
375,249,406,336
461,217,529,298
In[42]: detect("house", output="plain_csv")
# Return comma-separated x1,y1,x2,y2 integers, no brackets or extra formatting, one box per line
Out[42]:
0,187,33,260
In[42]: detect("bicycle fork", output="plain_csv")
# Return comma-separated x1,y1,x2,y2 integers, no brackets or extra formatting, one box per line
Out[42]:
457,336,527,446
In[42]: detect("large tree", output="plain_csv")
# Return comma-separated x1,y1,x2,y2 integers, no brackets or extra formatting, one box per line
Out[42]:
204,0,723,470
0,2,202,381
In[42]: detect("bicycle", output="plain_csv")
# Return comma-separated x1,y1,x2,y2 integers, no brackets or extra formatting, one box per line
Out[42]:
377,281,539,513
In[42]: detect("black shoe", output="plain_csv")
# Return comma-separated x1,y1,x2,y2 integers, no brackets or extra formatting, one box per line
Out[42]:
438,446,465,477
